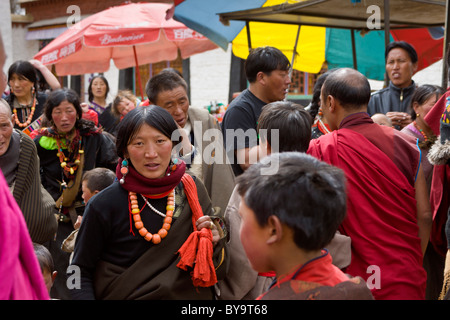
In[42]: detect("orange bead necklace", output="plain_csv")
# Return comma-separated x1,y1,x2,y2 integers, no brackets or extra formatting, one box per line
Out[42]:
413,121,428,141
129,189,175,244
13,97,36,128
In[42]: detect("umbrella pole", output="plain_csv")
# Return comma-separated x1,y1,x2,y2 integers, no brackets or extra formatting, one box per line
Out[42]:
350,29,357,70
442,0,450,88
246,21,252,53
133,45,145,101
383,0,391,88
290,25,301,78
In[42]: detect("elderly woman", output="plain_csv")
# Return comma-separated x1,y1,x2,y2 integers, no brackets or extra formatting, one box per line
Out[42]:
34,88,117,299
70,105,227,300
0,99,57,244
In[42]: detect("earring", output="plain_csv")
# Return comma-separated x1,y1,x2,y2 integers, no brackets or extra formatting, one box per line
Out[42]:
119,158,129,184
166,157,179,176
416,113,420,118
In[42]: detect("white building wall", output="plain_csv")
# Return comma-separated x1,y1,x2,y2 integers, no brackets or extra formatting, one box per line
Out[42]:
189,45,231,109
12,24,39,61
0,1,13,74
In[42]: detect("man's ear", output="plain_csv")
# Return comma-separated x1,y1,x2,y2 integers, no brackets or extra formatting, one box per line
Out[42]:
256,71,266,85
266,215,283,245
412,62,418,75
11,113,15,124
327,95,336,113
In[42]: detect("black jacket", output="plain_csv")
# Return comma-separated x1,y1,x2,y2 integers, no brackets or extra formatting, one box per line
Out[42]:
367,81,416,116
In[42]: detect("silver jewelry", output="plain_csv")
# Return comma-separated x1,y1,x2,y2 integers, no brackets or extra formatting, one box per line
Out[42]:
140,190,175,218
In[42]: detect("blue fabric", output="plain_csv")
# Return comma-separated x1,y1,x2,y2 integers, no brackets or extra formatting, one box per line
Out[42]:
174,0,266,50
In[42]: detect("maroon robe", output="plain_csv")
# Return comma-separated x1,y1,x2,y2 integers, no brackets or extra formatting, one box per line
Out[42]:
308,112,427,300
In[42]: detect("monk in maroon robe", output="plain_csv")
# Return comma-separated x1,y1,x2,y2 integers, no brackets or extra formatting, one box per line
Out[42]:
308,68,431,300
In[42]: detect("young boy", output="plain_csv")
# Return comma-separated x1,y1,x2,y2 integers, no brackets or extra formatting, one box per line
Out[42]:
81,167,116,205
33,243,57,296
62,168,116,255
236,152,374,300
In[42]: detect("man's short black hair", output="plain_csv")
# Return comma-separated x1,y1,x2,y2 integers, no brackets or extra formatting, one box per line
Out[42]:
385,41,418,64
245,46,291,83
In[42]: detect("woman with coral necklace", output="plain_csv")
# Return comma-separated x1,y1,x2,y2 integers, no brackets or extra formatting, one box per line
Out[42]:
70,105,227,300
401,84,445,191
5,60,60,131
34,88,117,299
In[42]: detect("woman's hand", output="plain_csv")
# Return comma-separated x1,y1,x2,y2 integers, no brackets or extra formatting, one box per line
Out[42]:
80,102,90,113
195,216,220,246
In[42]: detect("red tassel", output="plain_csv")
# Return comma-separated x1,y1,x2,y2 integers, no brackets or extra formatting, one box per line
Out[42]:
177,174,217,287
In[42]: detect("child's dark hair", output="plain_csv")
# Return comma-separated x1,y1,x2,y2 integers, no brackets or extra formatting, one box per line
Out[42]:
82,167,116,193
257,101,312,153
236,152,347,251
33,243,55,274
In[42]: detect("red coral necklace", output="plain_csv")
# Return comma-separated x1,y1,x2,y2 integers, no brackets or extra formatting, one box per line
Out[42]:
129,189,175,244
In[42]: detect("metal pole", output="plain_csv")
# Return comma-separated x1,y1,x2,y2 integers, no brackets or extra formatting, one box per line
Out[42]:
246,21,252,53
290,25,301,78
351,29,358,70
132,45,144,100
442,0,450,88
384,0,391,88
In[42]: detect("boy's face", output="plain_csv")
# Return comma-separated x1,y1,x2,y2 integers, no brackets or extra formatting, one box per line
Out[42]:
238,199,271,273
81,180,95,203
43,269,57,294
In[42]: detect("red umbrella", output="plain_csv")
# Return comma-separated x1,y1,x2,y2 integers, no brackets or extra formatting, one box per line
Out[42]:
34,2,217,98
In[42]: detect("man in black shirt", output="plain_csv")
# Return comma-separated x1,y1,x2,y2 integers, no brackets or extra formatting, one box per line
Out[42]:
221,46,291,176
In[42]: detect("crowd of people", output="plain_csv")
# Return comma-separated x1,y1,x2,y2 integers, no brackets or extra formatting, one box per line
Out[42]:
1,29,450,301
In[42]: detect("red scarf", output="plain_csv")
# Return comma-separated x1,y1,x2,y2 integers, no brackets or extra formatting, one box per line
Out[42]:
115,157,186,196
177,174,217,287
117,158,217,287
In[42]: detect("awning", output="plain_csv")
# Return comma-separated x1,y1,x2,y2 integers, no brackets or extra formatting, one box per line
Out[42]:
26,15,91,40
218,0,446,29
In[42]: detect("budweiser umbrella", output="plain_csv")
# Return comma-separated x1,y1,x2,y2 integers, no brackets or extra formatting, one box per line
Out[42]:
34,2,217,97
